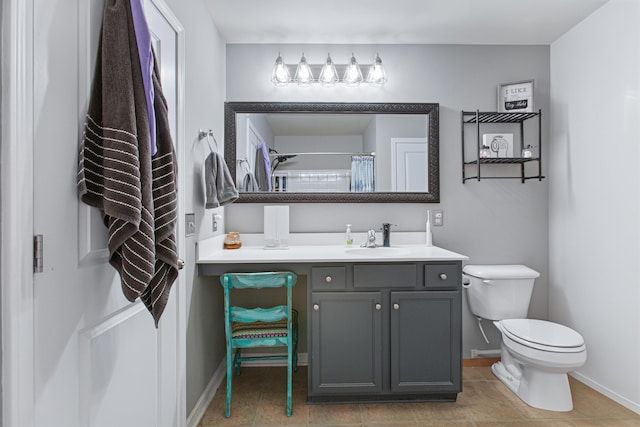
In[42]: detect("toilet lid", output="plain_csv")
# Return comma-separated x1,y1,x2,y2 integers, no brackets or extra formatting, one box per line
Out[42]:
500,319,585,349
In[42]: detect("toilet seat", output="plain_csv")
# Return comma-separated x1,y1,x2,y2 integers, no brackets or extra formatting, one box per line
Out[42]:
498,319,586,353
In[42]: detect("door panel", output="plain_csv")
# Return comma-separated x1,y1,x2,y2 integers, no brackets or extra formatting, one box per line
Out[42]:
390,291,461,393
391,138,428,192
32,1,184,426
310,292,383,395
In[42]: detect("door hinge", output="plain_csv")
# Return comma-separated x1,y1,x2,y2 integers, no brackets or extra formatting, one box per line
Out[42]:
34,234,43,273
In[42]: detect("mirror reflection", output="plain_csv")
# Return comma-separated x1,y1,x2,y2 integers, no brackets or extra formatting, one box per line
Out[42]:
224,102,440,203
235,113,429,193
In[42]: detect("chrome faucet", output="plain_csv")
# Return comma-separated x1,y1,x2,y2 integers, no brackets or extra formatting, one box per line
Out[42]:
382,223,393,247
361,229,378,248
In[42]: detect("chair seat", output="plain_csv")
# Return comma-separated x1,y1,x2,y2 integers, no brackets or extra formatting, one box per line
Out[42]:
232,309,298,339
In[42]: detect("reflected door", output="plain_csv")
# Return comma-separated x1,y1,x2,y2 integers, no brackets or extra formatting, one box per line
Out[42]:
392,138,428,192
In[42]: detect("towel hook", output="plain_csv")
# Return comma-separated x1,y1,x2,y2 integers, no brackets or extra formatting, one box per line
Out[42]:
198,129,218,153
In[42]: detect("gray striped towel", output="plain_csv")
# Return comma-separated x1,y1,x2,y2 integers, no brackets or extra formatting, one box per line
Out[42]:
77,0,178,326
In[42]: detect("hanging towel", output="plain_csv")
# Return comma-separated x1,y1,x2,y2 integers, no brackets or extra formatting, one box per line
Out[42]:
241,172,259,192
204,151,239,208
77,0,178,326
129,0,156,155
140,64,179,323
254,143,272,191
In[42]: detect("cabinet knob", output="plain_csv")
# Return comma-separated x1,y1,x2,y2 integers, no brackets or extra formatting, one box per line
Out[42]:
439,273,448,281
393,303,400,310
325,275,332,283
375,303,382,310
313,304,320,311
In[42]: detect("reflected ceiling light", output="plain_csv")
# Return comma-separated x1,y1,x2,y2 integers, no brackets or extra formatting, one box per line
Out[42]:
270,52,291,87
271,52,387,87
318,54,338,87
366,53,387,87
343,53,363,86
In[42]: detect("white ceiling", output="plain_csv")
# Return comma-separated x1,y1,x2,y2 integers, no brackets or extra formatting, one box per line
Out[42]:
207,0,609,45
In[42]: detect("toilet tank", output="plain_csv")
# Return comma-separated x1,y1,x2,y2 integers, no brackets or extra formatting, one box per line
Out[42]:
462,264,540,321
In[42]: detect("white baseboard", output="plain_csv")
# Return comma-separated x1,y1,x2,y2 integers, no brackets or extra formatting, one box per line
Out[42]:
186,352,308,427
571,371,640,415
186,361,226,427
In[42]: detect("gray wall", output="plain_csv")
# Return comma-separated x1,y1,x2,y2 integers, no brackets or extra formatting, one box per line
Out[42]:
162,0,227,415
225,44,550,356
550,0,640,412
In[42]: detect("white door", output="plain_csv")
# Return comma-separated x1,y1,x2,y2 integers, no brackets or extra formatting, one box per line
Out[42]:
30,1,185,426
391,138,428,192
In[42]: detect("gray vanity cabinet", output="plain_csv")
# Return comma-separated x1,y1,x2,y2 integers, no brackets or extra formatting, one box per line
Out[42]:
309,262,462,402
310,291,383,395
390,291,461,393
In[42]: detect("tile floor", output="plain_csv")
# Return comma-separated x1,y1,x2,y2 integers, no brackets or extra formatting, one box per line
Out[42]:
198,366,640,426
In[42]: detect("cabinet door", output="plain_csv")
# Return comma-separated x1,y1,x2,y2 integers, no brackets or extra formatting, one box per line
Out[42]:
310,292,382,395
390,291,461,393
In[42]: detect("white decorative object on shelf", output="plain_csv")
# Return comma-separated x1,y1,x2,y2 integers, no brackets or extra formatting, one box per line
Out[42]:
482,133,514,158
497,80,534,113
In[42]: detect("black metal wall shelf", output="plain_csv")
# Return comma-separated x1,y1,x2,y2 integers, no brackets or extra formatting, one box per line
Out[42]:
461,110,544,183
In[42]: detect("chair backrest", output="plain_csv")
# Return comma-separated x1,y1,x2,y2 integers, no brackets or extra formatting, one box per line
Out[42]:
220,271,297,325
220,271,297,291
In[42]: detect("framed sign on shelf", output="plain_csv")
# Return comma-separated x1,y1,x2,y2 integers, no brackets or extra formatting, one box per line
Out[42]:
497,80,534,113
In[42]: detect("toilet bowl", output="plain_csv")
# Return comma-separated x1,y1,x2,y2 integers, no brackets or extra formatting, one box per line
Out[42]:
493,318,586,411
462,264,587,412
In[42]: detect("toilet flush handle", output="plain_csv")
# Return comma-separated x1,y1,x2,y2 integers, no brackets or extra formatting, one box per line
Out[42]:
462,276,472,288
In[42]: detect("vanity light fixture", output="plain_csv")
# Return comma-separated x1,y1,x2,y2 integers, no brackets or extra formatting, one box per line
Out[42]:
366,53,387,87
294,53,313,86
343,53,364,86
318,54,338,87
271,52,387,87
270,52,291,87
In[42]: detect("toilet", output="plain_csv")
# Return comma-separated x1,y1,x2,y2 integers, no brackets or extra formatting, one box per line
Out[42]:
462,264,587,412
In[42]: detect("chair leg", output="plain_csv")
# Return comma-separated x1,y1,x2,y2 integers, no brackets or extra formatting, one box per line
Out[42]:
293,321,299,372
287,342,293,416
225,346,233,417
234,348,242,376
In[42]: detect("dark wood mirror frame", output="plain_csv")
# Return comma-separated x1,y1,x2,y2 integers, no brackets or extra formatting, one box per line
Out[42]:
224,102,439,203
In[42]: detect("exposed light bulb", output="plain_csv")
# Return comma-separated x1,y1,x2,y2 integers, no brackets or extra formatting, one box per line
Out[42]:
294,53,314,86
270,53,290,87
318,54,338,87
343,53,363,86
366,53,387,87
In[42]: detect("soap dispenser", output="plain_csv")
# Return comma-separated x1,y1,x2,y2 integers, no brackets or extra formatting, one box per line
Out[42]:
345,224,353,246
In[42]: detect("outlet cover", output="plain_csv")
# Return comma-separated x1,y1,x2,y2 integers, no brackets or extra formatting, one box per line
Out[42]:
432,210,443,226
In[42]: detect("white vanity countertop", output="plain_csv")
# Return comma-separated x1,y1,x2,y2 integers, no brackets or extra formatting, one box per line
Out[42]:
197,233,468,264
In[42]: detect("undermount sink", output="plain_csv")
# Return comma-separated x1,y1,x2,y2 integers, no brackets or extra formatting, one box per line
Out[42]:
344,247,411,256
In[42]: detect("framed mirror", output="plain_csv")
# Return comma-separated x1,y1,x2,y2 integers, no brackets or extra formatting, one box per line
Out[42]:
224,102,439,203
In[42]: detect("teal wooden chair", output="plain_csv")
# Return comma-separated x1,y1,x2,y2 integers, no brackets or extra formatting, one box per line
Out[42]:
220,271,298,417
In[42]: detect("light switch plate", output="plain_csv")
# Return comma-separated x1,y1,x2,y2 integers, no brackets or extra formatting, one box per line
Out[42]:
185,213,196,236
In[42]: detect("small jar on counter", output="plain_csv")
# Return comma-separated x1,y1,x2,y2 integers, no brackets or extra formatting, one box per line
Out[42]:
223,232,242,249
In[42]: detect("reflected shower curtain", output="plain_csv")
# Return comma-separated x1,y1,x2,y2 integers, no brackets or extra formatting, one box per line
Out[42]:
350,155,375,192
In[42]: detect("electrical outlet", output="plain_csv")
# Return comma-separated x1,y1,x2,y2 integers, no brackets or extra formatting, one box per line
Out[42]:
185,213,196,236
432,210,443,226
